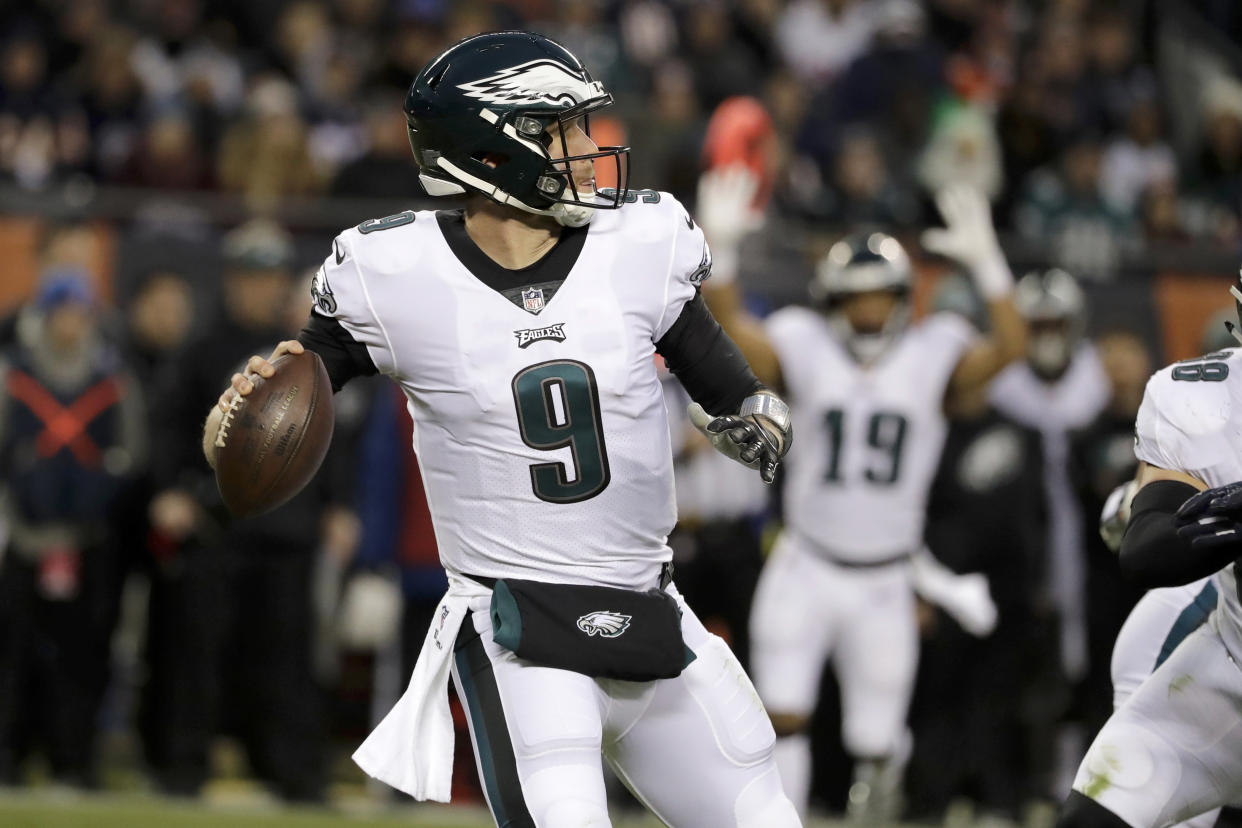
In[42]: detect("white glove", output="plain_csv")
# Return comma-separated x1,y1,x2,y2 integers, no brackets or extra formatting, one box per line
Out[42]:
1099,479,1139,553
920,184,1013,300
910,548,998,638
694,165,763,284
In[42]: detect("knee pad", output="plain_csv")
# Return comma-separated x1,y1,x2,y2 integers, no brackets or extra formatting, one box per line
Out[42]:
522,762,609,827
684,636,777,767
1058,791,1136,828
734,765,802,828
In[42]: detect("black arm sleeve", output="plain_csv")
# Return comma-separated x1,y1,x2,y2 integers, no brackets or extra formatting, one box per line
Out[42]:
655,291,764,415
1119,480,1233,587
298,312,379,392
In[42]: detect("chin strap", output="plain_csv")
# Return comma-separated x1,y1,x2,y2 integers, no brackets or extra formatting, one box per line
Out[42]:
431,158,598,228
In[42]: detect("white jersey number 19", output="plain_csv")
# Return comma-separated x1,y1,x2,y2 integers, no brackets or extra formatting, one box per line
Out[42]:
822,409,909,486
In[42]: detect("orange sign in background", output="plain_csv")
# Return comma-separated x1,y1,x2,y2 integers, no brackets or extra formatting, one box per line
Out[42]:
1153,272,1237,362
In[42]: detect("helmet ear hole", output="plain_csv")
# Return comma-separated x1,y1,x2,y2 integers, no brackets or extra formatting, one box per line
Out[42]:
471,151,509,169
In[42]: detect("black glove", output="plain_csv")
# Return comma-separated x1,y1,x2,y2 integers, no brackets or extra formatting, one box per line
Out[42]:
1175,481,1242,552
688,396,792,484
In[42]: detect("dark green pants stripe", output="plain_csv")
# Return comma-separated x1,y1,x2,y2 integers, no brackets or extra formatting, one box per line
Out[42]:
454,612,534,828
1155,580,1218,669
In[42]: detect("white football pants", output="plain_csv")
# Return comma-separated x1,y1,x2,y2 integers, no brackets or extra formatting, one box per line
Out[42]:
1079,578,1222,828
1074,611,1242,827
750,531,918,758
450,584,801,828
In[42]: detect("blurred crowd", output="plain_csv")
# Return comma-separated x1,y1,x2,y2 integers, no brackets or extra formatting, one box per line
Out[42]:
2,0,1242,823
3,0,1242,264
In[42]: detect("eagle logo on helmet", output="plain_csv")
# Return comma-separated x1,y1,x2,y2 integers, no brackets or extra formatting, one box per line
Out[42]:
577,611,632,638
457,59,602,108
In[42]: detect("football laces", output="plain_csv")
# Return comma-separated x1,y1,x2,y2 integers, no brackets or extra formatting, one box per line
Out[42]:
214,393,246,449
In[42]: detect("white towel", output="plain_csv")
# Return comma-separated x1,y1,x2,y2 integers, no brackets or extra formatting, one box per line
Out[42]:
352,574,490,801
910,547,997,638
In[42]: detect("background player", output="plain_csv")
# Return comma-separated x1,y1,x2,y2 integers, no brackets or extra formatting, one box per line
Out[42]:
698,169,1026,819
1060,280,1242,828
202,32,800,828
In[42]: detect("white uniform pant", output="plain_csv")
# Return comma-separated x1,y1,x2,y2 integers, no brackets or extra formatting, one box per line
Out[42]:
1073,612,1242,827
749,532,917,757
1077,578,1221,828
1110,579,1217,709
451,584,800,828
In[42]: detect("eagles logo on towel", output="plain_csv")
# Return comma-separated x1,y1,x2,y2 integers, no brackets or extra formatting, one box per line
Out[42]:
577,610,632,638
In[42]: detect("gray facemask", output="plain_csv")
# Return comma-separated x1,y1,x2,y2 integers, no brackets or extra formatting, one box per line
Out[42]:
1028,331,1071,376
829,302,911,366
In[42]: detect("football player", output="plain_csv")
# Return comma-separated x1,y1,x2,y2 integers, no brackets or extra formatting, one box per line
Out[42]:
201,32,801,828
698,170,1026,819
991,268,1110,695
1059,281,1242,828
1093,483,1220,828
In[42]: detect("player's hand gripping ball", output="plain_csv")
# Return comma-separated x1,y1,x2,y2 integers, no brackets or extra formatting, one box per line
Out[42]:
213,341,335,517
1175,480,1242,552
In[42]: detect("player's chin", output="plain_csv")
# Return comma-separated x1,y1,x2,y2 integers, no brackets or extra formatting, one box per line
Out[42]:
570,178,596,201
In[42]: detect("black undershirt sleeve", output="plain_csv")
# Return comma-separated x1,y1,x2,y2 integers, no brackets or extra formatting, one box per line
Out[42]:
655,291,764,416
1119,480,1235,587
297,312,379,392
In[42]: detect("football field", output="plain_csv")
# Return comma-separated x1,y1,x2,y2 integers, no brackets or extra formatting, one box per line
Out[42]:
0,791,495,828
0,789,684,828
0,789,865,827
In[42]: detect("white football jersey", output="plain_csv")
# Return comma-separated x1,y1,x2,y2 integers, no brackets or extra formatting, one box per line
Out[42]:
767,308,975,562
313,195,710,588
1134,347,1242,658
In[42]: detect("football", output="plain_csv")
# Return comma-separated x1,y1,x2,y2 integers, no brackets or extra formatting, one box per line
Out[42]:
213,349,335,518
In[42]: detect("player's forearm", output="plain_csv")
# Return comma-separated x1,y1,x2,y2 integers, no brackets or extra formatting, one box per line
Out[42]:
700,282,782,389
983,295,1027,369
657,292,763,415
1120,480,1233,587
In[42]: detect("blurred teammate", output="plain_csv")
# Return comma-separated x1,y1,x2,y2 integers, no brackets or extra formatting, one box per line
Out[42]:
992,269,1110,685
203,32,800,828
906,278,1048,820
989,268,1110,794
700,171,1025,820
1071,329,1153,736
1059,279,1242,828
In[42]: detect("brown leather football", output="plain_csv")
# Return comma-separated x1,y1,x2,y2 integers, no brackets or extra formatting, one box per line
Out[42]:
214,350,335,518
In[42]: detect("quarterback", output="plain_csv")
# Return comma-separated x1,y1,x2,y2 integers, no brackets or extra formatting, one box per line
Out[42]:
700,172,1026,819
1060,283,1242,828
203,32,800,828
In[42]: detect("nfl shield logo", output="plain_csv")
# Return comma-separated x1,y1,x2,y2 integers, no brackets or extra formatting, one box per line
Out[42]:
521,287,545,313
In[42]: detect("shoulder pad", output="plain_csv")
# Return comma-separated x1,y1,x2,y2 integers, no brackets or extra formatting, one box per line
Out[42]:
1136,356,1234,472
